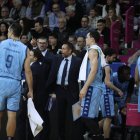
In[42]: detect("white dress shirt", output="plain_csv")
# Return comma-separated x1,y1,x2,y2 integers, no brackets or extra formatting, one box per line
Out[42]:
57,55,72,85
41,49,48,56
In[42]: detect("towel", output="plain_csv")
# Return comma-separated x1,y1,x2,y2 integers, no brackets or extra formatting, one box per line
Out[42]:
78,44,106,81
27,98,44,137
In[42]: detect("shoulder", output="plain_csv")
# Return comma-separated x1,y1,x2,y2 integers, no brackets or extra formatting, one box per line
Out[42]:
72,55,82,64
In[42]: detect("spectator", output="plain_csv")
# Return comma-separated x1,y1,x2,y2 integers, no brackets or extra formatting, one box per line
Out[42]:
48,33,61,54
66,0,84,20
26,0,45,20
75,15,92,38
9,0,26,20
0,6,14,24
102,0,120,18
45,0,66,13
19,17,33,40
104,7,122,28
47,3,65,31
88,7,102,29
96,19,110,49
74,36,86,59
30,17,51,39
68,35,77,48
65,5,81,34
53,17,70,44
0,21,9,36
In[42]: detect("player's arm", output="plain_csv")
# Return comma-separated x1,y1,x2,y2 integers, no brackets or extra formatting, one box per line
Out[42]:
104,66,123,97
135,65,139,87
79,49,98,99
24,49,33,98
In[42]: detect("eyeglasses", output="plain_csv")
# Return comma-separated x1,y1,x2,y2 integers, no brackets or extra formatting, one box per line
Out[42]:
37,42,46,45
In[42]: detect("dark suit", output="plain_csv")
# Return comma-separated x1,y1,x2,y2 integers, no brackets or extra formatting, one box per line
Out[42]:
46,55,84,140
28,59,50,140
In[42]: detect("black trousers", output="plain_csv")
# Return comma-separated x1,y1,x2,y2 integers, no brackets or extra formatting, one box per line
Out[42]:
56,86,84,140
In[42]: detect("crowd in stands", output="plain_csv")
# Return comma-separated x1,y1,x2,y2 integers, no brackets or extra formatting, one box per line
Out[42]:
0,0,140,140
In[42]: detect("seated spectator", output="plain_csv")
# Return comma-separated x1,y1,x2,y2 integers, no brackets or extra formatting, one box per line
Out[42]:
0,21,9,36
66,0,84,20
75,15,92,38
96,19,110,49
78,0,96,14
74,36,86,59
0,0,12,13
20,34,29,45
45,0,66,13
19,17,34,40
102,0,120,18
47,3,65,31
68,35,77,48
0,34,7,42
88,7,102,29
65,5,81,34
9,0,26,20
53,17,71,44
30,17,51,39
48,33,61,54
0,6,14,24
26,0,45,20
104,7,122,28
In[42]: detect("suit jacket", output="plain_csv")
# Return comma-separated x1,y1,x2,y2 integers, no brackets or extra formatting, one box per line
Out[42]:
46,55,82,99
31,59,50,111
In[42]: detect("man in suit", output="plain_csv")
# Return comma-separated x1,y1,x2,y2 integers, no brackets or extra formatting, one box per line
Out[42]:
37,36,54,71
46,42,84,140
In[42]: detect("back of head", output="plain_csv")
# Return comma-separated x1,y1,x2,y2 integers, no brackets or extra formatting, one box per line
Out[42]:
104,48,115,58
9,22,22,37
89,30,100,43
117,65,130,81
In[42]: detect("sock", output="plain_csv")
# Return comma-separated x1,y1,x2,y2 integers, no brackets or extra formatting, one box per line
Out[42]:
7,136,14,140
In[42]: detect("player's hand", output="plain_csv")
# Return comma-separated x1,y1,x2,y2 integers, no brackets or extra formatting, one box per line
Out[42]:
27,91,33,99
118,90,123,97
79,87,87,100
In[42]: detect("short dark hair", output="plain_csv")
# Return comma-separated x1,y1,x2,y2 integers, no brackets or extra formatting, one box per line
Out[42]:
37,36,48,42
89,30,100,43
32,48,43,60
9,23,22,37
118,65,130,76
48,33,58,39
97,19,106,24
35,17,43,26
63,41,74,52
104,48,116,58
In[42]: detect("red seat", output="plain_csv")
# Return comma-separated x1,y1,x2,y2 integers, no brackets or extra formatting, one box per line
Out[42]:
118,55,130,64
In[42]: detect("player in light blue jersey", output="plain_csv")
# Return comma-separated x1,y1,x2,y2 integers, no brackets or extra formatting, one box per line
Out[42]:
135,56,140,92
99,48,123,140
135,56,140,112
0,23,33,140
79,30,103,140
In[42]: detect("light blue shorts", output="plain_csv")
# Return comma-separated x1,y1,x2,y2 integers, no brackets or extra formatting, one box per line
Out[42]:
81,86,102,118
0,77,21,111
100,93,115,117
